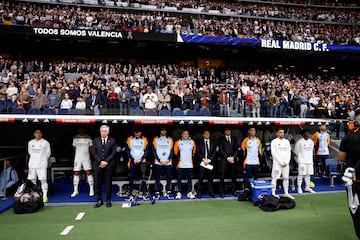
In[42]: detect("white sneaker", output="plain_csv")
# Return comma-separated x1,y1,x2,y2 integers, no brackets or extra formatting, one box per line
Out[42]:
165,191,174,200
284,194,295,200
175,192,182,200
155,192,160,200
305,188,316,194
89,188,94,197
187,192,195,199
71,191,79,198
297,188,303,194
272,193,280,199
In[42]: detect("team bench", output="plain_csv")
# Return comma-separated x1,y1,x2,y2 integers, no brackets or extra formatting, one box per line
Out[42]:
112,176,298,196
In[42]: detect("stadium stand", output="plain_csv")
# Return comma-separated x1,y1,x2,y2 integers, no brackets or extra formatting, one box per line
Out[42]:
0,59,358,121
0,0,359,44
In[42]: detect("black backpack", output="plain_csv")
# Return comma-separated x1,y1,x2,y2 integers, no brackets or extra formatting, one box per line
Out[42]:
279,196,296,210
238,189,251,201
13,180,44,214
259,195,281,212
259,195,296,212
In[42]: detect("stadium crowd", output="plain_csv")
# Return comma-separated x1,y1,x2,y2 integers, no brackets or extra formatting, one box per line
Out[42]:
0,1,360,45
0,59,359,120
138,0,360,24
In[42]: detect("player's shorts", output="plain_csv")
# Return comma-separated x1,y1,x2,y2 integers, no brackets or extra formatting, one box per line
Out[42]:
271,163,289,179
298,163,314,176
28,168,47,181
73,158,92,171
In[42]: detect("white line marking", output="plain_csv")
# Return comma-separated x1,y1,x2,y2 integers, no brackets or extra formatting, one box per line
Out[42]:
75,212,85,220
60,225,74,236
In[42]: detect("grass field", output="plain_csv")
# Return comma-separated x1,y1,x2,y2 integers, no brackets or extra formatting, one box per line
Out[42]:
0,192,356,240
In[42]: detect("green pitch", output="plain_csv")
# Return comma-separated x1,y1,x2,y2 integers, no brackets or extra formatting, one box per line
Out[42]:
0,192,356,240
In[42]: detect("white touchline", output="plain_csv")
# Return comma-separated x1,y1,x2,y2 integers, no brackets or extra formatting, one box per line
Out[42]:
60,225,74,236
75,212,85,220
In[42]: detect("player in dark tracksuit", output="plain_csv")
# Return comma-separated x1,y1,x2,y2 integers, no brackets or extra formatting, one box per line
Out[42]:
339,109,360,239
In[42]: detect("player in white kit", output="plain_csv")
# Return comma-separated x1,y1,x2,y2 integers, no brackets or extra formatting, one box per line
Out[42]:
71,127,94,197
295,129,316,194
28,129,51,203
271,127,295,200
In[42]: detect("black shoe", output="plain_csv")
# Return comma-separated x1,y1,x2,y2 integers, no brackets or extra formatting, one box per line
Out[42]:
198,194,202,199
106,201,112,208
94,200,103,208
232,190,237,197
209,193,216,198
220,193,224,198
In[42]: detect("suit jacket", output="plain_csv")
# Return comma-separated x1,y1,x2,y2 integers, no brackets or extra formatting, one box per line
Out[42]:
219,135,239,160
86,94,103,108
93,137,117,166
197,139,217,163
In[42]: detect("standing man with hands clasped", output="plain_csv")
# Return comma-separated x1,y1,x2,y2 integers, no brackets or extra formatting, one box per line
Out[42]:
93,125,117,208
197,130,217,199
28,129,51,203
153,127,174,200
271,127,295,200
219,128,239,198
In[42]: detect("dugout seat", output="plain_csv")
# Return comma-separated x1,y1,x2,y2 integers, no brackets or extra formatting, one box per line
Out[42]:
58,108,71,115
326,158,343,187
43,108,56,115
12,108,26,114
159,109,171,116
27,108,42,115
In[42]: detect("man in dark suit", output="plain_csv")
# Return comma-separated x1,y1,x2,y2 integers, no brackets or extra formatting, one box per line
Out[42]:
93,125,117,208
218,128,239,198
86,86,103,115
196,130,217,198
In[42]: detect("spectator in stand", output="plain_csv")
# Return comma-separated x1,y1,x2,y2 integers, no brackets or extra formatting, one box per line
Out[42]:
75,95,86,112
60,93,73,110
219,88,229,117
158,87,171,111
241,83,250,116
118,85,130,115
183,88,195,110
143,86,158,112
0,81,7,100
107,87,119,114
170,88,183,110
6,81,18,99
86,86,103,116
279,92,290,118
292,90,301,117
300,92,309,118
252,89,261,118
309,93,320,117
31,88,47,110
67,83,79,103
47,87,61,111
129,86,140,109
16,86,31,110
269,91,278,118
260,90,269,117
198,85,211,110
244,91,253,117
235,84,242,114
